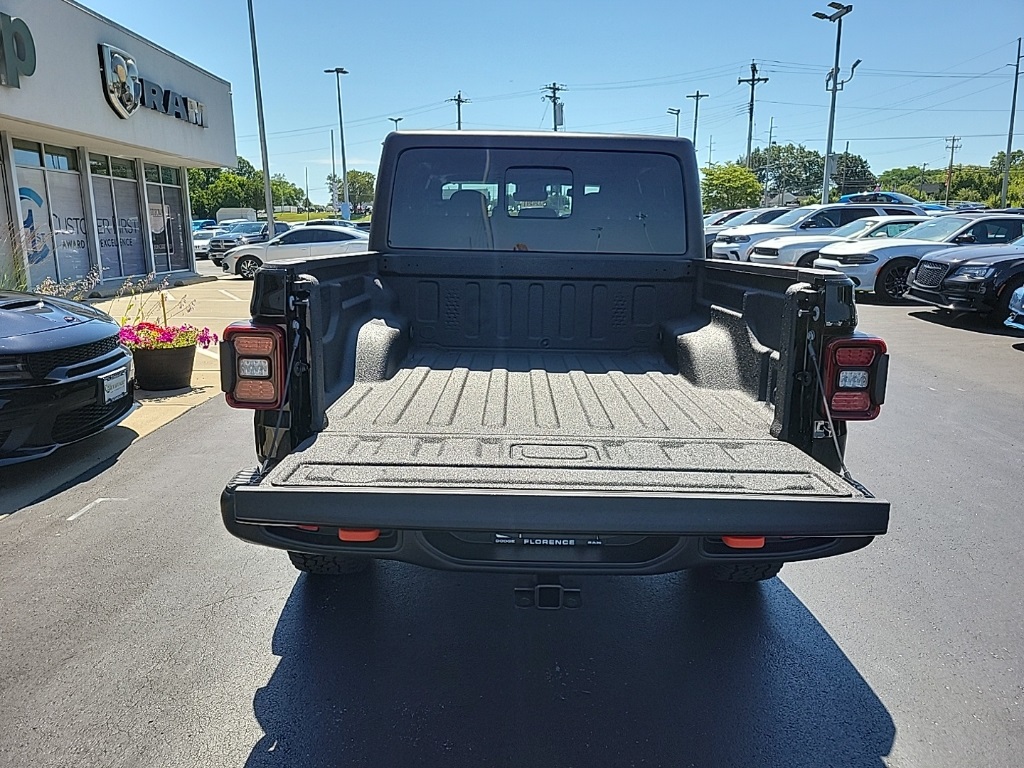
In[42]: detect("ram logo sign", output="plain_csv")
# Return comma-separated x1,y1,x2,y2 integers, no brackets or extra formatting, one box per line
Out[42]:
99,44,142,119
98,43,206,127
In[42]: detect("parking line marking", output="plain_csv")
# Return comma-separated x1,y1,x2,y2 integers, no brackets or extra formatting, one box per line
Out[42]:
67,497,128,522
163,292,176,301
197,347,219,360
218,289,244,301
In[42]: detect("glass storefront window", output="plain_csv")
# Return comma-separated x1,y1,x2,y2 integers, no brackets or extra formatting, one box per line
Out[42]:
12,140,42,167
161,167,180,186
18,166,57,285
93,177,120,279
113,179,146,275
147,182,170,272
46,171,90,280
44,145,79,172
163,185,188,271
89,154,110,177
144,164,160,183
111,158,137,180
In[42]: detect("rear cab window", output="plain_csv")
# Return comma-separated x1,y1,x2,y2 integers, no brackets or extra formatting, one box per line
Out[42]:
388,148,686,254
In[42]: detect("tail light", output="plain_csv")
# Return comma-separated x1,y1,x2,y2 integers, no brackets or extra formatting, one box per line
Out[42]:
822,335,888,420
221,322,286,409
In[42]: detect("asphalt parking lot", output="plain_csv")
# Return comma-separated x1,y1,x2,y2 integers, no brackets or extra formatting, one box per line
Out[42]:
0,295,1020,767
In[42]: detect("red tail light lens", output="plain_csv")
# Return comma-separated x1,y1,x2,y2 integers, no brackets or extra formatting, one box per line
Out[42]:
830,391,871,411
222,323,286,410
835,347,875,367
823,335,888,421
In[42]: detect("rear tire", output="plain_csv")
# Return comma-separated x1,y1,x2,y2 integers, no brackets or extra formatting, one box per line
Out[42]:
288,551,371,575
703,562,783,582
875,258,915,302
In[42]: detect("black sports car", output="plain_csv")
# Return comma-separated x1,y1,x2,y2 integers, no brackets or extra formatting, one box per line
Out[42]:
0,291,135,466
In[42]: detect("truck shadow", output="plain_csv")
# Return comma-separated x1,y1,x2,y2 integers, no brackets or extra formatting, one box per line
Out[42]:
245,564,894,767
908,309,1024,338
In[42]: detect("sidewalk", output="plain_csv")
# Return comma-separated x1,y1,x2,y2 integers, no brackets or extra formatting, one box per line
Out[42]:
94,268,252,442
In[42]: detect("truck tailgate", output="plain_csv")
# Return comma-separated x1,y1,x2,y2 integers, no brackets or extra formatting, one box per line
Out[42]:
231,350,889,536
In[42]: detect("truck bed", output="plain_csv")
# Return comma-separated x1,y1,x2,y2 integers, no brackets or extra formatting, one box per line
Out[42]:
262,349,856,501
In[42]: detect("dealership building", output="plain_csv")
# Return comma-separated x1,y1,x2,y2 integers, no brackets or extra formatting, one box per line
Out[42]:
0,0,235,289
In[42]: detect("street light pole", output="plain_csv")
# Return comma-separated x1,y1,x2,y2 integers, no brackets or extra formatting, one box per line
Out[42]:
245,0,274,231
1000,37,1022,208
814,3,856,204
666,108,680,137
389,116,404,132
330,128,337,213
325,67,350,216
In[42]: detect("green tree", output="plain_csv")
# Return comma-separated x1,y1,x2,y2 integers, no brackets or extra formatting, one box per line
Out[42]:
701,163,762,212
747,143,826,199
234,156,259,178
831,152,875,197
327,170,377,206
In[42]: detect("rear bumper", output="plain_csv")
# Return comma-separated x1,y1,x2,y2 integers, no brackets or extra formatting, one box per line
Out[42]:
221,468,888,574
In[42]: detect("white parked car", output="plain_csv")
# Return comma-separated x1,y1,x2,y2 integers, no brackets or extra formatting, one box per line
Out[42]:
749,215,929,268
711,203,925,262
223,225,369,279
814,213,1024,302
191,228,224,259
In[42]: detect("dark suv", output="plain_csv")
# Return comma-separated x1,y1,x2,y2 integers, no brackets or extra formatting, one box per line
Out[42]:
908,235,1024,320
209,221,290,265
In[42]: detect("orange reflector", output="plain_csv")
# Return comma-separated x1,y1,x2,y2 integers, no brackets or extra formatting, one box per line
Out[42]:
234,379,277,403
233,335,276,356
722,536,766,549
831,390,871,412
338,528,380,542
835,347,875,366
296,524,319,532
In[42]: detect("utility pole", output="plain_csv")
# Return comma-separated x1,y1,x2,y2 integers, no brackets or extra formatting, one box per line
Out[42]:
686,90,709,146
738,62,768,168
447,91,470,130
917,162,928,199
1001,37,1022,208
814,3,859,204
245,0,274,231
763,117,775,206
304,167,309,221
542,82,567,131
707,135,713,169
944,136,962,206
667,107,681,137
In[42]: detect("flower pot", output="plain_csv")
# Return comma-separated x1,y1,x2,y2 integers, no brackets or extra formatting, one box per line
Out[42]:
132,345,197,391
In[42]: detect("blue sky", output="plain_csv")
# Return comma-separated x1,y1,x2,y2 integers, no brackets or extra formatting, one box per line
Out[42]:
86,0,1022,203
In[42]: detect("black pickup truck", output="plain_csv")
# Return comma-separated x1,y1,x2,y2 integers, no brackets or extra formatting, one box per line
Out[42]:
219,132,890,598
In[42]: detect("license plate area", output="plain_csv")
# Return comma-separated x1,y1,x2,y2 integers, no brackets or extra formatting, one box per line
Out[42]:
100,368,128,404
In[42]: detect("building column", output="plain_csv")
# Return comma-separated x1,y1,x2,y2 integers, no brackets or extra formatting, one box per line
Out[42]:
0,131,28,286
135,158,156,275
77,147,103,287
179,165,196,271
